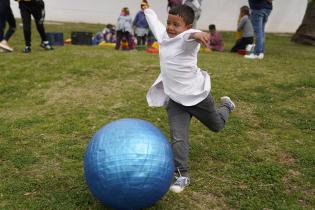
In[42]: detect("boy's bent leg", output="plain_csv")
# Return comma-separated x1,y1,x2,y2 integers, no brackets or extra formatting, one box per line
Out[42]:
184,94,230,132
166,99,191,177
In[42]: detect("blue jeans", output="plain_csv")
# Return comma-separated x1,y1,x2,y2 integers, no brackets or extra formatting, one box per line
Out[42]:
250,9,272,55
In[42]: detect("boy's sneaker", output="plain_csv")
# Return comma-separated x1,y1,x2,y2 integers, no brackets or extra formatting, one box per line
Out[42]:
40,41,53,50
0,41,13,52
23,46,31,53
221,96,235,112
169,176,190,193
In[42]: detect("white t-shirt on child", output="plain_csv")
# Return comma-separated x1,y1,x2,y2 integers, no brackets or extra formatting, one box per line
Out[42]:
145,8,211,107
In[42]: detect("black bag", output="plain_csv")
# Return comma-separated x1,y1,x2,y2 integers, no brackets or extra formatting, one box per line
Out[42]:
46,32,64,46
71,32,93,45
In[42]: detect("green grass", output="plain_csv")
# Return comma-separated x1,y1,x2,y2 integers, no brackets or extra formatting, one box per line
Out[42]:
0,21,314,210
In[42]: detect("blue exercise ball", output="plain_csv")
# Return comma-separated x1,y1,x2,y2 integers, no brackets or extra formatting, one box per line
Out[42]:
84,118,174,210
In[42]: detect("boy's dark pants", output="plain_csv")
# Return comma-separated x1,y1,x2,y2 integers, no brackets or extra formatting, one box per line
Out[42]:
18,0,47,46
166,93,230,176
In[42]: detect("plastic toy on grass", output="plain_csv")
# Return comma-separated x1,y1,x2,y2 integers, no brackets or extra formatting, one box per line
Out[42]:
98,41,116,47
84,118,174,210
199,47,212,53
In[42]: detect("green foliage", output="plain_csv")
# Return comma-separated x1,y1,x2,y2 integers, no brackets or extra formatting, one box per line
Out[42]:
0,21,314,209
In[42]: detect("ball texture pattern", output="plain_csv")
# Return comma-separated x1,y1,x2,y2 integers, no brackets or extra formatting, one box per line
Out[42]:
84,118,174,210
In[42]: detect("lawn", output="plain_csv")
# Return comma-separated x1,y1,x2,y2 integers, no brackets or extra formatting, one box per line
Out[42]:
0,21,314,210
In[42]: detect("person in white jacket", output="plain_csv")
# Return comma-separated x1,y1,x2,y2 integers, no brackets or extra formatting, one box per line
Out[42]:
145,4,235,193
115,7,133,50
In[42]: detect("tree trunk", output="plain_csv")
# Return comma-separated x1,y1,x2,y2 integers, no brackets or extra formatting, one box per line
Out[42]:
291,1,315,46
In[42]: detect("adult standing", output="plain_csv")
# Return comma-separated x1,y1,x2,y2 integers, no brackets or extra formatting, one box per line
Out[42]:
167,0,202,29
133,1,150,46
183,0,202,29
0,0,16,52
167,0,183,10
15,0,53,53
245,0,273,59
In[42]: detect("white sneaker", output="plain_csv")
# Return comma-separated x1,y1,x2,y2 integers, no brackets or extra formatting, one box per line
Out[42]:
0,41,13,52
169,176,190,193
221,96,235,112
257,53,264,59
244,53,258,59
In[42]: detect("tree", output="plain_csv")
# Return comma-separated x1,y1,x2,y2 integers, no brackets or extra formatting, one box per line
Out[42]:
291,0,315,46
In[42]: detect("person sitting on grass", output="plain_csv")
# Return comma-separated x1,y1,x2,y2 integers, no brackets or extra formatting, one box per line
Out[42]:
0,0,16,52
230,5,254,53
144,4,235,193
207,24,224,52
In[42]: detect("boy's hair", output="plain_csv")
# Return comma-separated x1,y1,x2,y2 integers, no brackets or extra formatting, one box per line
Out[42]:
241,5,250,16
169,5,195,25
209,24,216,31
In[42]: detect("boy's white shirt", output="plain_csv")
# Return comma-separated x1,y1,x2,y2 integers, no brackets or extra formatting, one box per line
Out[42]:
145,8,211,107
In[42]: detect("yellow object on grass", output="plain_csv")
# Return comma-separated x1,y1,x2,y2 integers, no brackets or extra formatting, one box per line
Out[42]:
199,47,212,53
99,41,115,47
152,41,159,49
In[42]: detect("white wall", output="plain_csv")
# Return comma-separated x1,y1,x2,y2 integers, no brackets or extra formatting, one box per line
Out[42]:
10,0,307,32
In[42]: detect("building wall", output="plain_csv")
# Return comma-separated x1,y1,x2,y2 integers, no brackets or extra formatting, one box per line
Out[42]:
10,0,307,32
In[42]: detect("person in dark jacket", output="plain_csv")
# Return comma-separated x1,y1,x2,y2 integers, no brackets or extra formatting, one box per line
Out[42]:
15,0,53,53
133,1,150,46
0,0,16,52
245,0,273,59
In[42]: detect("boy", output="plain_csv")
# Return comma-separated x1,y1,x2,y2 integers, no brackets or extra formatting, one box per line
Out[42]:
144,5,235,193
15,0,52,53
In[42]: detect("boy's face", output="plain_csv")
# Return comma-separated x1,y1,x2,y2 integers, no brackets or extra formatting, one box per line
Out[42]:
167,14,192,38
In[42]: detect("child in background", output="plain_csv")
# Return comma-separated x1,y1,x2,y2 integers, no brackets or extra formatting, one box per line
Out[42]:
207,24,224,52
230,6,254,53
0,0,16,52
115,7,133,50
133,1,150,46
103,24,116,43
145,5,235,193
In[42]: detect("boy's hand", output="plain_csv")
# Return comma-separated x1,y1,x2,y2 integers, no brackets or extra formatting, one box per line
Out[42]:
192,32,209,46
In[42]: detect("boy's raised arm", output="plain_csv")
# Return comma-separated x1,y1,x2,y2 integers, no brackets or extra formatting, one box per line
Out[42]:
189,32,209,46
144,8,166,43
